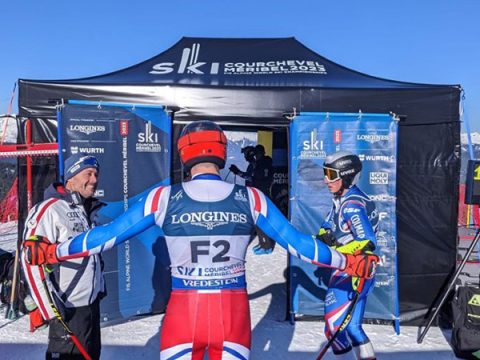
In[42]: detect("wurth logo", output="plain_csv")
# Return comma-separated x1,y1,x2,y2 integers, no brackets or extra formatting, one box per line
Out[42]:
150,43,220,75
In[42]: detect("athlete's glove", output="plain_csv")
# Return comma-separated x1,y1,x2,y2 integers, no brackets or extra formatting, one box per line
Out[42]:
229,164,241,175
252,232,276,255
336,239,375,255
342,253,379,279
316,228,339,247
28,307,48,332
23,236,59,265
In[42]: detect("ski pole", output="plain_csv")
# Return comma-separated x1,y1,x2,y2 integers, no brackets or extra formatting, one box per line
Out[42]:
224,170,231,181
41,270,92,360
6,245,21,320
417,227,480,344
316,278,365,360
0,313,25,329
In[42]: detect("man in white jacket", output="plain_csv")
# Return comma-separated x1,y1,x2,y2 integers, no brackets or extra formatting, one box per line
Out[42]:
22,153,105,360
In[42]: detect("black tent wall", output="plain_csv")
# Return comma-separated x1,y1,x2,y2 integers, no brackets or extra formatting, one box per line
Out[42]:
16,38,461,323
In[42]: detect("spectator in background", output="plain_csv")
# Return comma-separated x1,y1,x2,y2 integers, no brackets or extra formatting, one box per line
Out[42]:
251,144,273,197
230,143,275,254
229,145,256,187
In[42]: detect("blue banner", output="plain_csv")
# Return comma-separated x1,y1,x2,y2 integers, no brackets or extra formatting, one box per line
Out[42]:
289,112,399,326
58,101,171,322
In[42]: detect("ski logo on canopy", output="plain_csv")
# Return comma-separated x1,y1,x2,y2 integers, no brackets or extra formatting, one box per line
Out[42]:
149,43,328,76
150,43,219,75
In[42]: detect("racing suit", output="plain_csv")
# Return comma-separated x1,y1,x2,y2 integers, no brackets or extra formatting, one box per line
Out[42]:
22,183,105,360
54,174,348,360
320,185,378,358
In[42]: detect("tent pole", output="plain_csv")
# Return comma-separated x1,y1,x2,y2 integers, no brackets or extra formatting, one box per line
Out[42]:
26,119,32,210
417,227,480,343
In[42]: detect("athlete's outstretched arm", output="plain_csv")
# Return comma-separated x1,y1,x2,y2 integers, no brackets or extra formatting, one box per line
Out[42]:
55,198,156,260
248,187,345,269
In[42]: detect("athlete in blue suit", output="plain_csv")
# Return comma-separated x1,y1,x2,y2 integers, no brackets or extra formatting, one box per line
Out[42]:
318,151,378,360
24,121,379,360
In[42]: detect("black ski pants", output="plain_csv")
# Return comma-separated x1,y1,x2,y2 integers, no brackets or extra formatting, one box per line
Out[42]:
46,297,101,360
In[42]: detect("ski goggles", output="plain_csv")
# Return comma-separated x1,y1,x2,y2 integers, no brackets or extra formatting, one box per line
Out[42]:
323,166,341,182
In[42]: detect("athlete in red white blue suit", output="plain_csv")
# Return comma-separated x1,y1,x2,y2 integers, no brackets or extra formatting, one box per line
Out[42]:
24,121,379,360
319,151,379,360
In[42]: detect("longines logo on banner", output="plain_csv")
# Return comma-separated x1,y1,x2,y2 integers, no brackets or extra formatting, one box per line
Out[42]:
300,129,326,159
358,154,395,162
370,172,389,184
136,121,163,152
70,146,105,155
356,133,392,144
149,43,328,76
69,124,106,135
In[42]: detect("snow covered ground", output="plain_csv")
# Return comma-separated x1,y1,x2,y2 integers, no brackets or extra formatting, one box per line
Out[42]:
0,244,458,359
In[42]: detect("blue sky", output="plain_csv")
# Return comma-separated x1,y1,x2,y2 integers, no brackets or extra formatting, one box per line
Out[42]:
1,0,479,131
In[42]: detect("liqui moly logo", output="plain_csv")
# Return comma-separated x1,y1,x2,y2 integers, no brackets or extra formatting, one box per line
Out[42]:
369,172,389,184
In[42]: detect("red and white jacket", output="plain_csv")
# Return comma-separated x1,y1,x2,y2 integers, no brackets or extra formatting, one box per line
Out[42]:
21,184,105,321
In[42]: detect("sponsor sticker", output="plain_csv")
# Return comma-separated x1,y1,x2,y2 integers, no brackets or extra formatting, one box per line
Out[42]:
370,172,389,184
120,120,129,137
